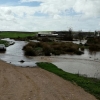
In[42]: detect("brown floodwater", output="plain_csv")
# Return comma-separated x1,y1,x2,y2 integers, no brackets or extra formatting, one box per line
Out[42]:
0,38,100,79
0,38,37,67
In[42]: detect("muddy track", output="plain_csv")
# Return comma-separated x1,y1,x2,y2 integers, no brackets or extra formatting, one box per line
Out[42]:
0,60,97,100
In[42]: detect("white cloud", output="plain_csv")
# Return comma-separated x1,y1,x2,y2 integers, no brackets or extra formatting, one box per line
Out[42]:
74,0,100,17
20,0,42,2
0,0,100,31
20,0,100,17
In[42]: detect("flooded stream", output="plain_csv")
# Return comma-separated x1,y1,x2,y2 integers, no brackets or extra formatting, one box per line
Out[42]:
0,38,37,67
0,38,100,79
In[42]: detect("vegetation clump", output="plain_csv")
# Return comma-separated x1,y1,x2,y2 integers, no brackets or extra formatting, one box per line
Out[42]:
23,41,83,56
37,62,100,100
85,37,100,51
0,40,10,47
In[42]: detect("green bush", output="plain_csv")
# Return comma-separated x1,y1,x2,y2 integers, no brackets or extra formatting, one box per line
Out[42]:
0,40,9,47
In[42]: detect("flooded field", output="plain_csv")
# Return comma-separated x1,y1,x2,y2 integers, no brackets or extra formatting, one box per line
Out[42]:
0,38,100,79
0,38,36,67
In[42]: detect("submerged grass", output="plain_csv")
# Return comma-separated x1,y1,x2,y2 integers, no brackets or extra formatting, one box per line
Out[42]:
37,62,100,100
0,40,9,47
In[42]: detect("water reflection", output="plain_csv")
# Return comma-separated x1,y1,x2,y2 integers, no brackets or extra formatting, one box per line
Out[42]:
0,38,37,67
73,40,87,44
0,38,100,79
53,59,100,79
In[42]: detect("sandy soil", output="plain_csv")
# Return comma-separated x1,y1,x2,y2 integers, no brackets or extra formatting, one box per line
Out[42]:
0,60,97,100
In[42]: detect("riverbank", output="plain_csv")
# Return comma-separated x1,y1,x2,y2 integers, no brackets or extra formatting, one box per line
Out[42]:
37,62,100,100
0,60,97,100
33,56,100,78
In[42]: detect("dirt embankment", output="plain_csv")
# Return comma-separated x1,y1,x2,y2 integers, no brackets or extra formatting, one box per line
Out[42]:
0,60,97,100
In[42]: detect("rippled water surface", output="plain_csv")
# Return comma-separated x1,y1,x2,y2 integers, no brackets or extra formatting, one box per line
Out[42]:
0,38,37,67
0,38,100,79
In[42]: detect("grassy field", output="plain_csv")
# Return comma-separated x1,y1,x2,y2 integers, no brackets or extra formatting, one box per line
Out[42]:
37,62,100,100
0,31,37,38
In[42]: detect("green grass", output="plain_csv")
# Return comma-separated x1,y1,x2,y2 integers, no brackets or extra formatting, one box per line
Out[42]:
37,62,100,100
0,31,37,38
0,40,9,47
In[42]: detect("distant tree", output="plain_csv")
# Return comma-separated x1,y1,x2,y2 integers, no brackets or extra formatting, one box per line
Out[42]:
88,31,91,37
69,28,73,36
67,28,73,41
99,32,100,36
94,31,98,37
78,30,83,43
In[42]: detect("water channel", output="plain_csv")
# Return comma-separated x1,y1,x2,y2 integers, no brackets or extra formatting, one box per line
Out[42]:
0,38,100,79
0,38,37,67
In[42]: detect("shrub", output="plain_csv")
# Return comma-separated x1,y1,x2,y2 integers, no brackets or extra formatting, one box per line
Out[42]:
23,42,37,50
36,42,42,47
24,46,36,56
43,44,52,56
89,45,100,51
75,51,84,55
23,41,83,56
52,50,60,55
80,46,85,51
41,37,52,42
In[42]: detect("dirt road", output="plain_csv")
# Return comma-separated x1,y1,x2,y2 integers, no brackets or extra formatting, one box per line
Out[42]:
0,60,97,100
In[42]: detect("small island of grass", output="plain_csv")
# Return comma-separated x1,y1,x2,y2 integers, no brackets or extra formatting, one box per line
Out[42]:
0,40,10,47
23,41,84,56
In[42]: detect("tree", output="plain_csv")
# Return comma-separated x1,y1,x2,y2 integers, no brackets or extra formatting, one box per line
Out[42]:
67,28,73,41
78,30,83,43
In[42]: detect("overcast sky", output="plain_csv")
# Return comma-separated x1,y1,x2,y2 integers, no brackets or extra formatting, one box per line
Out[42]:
0,0,100,32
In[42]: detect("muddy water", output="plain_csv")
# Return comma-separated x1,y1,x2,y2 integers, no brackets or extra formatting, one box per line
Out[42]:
0,38,100,79
52,58,100,79
0,38,37,67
